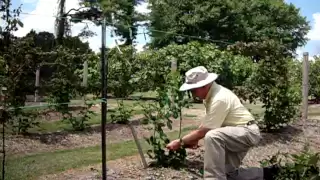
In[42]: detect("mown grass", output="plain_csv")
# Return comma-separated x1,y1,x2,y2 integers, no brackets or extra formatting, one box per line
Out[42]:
2,126,196,180
7,100,151,134
28,109,146,133
20,101,266,134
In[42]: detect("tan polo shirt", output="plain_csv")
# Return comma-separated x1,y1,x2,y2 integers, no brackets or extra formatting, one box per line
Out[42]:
201,82,254,129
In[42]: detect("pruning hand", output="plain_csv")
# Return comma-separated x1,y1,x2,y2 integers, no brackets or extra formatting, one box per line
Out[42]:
166,139,181,151
184,139,200,149
166,139,200,151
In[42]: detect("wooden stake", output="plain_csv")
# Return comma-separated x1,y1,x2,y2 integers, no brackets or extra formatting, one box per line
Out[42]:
128,123,148,168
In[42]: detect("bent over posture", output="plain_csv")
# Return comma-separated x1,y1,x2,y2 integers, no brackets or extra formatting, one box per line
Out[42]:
166,66,278,180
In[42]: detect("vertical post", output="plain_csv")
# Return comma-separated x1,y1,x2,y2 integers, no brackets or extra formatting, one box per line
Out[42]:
82,61,88,105
100,17,107,180
34,67,40,102
171,59,177,72
1,112,5,180
0,109,8,180
170,58,177,109
302,52,309,126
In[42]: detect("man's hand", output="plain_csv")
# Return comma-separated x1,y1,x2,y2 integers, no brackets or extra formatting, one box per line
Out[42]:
166,139,200,151
166,139,181,151
184,139,200,149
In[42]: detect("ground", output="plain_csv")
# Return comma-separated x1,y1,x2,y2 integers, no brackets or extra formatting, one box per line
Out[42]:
2,101,320,180
38,119,320,180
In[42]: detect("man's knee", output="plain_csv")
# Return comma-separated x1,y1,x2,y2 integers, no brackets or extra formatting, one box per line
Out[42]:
204,129,224,145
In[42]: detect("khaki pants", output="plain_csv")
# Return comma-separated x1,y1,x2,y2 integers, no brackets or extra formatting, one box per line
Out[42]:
203,124,264,180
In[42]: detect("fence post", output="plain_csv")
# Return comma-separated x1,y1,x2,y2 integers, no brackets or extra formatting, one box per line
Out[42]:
170,59,177,108
34,67,40,102
302,52,309,126
82,61,88,105
171,59,177,72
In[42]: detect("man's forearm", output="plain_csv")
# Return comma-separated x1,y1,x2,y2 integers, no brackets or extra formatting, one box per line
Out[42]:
181,128,208,145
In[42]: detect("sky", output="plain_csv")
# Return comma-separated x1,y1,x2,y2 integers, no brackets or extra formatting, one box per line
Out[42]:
9,0,320,58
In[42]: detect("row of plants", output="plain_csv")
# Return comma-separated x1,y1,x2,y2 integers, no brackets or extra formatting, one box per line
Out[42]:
261,144,320,180
1,1,318,179
3,39,320,134
107,46,320,180
110,65,191,169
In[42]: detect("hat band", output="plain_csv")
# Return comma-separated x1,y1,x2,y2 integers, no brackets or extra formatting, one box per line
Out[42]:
185,73,208,84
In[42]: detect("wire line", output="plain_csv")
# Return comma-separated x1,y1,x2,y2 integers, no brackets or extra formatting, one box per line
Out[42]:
17,12,234,45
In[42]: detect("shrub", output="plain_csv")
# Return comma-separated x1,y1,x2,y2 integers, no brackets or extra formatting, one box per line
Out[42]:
260,146,320,180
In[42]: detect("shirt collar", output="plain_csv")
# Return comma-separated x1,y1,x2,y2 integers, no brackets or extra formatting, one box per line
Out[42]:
205,82,219,103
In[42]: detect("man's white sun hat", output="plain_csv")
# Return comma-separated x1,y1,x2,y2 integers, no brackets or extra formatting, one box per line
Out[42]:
179,66,218,91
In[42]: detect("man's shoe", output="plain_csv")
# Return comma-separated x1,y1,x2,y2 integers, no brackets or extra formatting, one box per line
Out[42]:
263,165,280,180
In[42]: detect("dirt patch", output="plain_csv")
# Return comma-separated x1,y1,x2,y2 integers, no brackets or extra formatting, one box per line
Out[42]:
6,109,204,156
40,120,320,180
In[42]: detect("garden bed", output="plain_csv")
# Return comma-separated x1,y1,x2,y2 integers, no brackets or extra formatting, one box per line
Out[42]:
5,109,204,156
39,119,320,180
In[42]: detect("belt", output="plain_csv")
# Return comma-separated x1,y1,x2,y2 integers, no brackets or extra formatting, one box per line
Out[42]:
246,120,256,125
236,120,256,127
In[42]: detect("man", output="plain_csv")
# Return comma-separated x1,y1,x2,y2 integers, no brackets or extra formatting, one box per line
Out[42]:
166,66,278,180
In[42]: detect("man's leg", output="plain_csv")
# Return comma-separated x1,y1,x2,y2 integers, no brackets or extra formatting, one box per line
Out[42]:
203,124,263,180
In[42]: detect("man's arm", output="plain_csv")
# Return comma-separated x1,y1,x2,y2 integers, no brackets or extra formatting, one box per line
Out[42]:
179,126,211,146
180,100,229,146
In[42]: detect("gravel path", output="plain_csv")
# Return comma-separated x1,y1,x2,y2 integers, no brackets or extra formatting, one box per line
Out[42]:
39,119,320,180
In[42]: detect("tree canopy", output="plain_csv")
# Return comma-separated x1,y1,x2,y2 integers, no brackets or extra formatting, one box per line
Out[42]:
148,0,310,59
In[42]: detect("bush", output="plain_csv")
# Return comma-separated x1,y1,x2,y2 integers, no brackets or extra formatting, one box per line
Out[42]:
260,146,320,180
140,71,190,169
107,45,141,98
8,108,39,134
309,57,320,100
249,57,301,131
134,41,255,98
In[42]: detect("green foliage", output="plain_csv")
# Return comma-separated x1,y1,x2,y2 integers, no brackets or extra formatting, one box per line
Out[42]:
7,108,39,134
148,0,309,54
44,47,93,131
135,41,255,97
249,55,301,131
68,101,95,131
75,53,101,97
71,0,146,44
141,71,190,169
110,100,133,124
0,3,41,133
309,57,320,100
107,45,140,97
260,146,320,180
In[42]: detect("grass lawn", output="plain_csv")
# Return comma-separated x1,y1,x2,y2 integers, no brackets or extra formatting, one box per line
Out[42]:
9,99,152,133
3,126,196,180
28,109,146,133
27,101,265,133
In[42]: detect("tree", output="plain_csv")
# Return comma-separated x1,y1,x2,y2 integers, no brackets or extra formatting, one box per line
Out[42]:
148,0,310,59
134,41,254,94
68,0,146,45
309,57,320,101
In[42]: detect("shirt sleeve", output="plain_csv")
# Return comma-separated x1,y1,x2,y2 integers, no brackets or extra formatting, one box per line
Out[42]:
201,100,229,129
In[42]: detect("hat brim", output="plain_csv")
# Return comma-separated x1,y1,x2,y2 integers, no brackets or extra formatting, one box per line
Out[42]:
179,73,218,91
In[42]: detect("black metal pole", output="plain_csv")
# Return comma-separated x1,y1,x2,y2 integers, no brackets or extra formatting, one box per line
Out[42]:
2,118,5,180
100,16,107,180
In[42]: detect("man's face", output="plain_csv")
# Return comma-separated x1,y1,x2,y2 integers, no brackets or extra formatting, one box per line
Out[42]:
190,86,207,100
